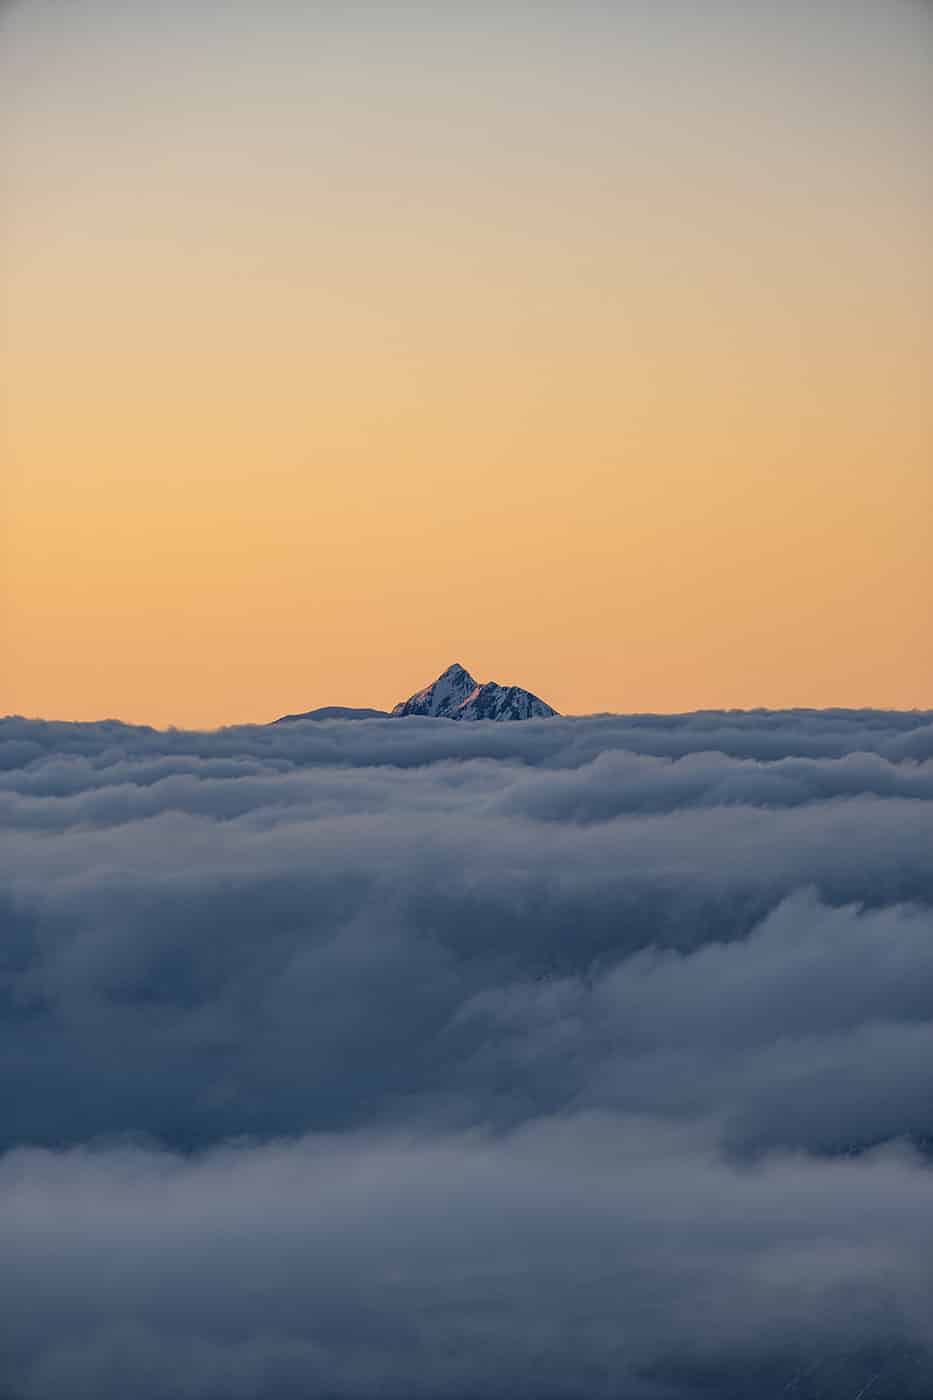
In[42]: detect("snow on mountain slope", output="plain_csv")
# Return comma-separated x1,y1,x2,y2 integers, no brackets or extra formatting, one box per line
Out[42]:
389,663,479,718
391,663,557,720
454,681,557,720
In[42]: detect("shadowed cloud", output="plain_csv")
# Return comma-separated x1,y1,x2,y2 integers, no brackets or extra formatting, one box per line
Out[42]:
1,709,932,1397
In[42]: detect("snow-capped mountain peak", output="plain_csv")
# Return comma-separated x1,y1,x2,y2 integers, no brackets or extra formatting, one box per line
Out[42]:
389,663,477,718
391,664,557,721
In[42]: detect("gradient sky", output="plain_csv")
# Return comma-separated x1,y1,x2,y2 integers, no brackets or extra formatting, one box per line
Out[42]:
3,0,931,725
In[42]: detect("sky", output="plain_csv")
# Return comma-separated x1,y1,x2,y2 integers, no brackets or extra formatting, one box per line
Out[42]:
3,0,932,725
2,704,933,1396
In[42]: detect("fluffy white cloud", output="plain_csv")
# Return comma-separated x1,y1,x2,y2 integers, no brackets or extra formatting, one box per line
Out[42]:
1,709,932,1397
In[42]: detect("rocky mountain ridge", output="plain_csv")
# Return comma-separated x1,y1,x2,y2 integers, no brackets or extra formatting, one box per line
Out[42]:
275,663,557,723
391,663,557,720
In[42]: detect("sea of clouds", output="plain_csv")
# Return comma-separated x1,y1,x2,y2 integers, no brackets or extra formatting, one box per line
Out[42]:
2,708,933,1399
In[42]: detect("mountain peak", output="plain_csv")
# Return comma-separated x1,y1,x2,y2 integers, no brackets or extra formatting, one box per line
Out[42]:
391,664,557,721
390,662,477,719
272,663,558,725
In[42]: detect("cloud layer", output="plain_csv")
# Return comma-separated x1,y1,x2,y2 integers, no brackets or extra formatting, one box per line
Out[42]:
2,709,933,1398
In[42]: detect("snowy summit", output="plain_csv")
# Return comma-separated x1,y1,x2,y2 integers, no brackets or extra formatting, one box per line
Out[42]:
391,663,558,721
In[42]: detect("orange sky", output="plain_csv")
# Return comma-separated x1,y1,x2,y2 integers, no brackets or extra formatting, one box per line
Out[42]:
3,1,931,725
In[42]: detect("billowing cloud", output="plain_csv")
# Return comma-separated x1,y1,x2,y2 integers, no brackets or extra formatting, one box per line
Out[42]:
1,710,932,1397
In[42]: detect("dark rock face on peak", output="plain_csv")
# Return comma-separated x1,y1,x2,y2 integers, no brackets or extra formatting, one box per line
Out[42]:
391,663,557,721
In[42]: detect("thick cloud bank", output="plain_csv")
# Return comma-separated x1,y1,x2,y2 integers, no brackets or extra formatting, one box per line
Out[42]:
2,709,933,1399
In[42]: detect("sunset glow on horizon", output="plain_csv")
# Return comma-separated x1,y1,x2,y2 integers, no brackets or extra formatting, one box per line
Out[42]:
3,0,931,726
